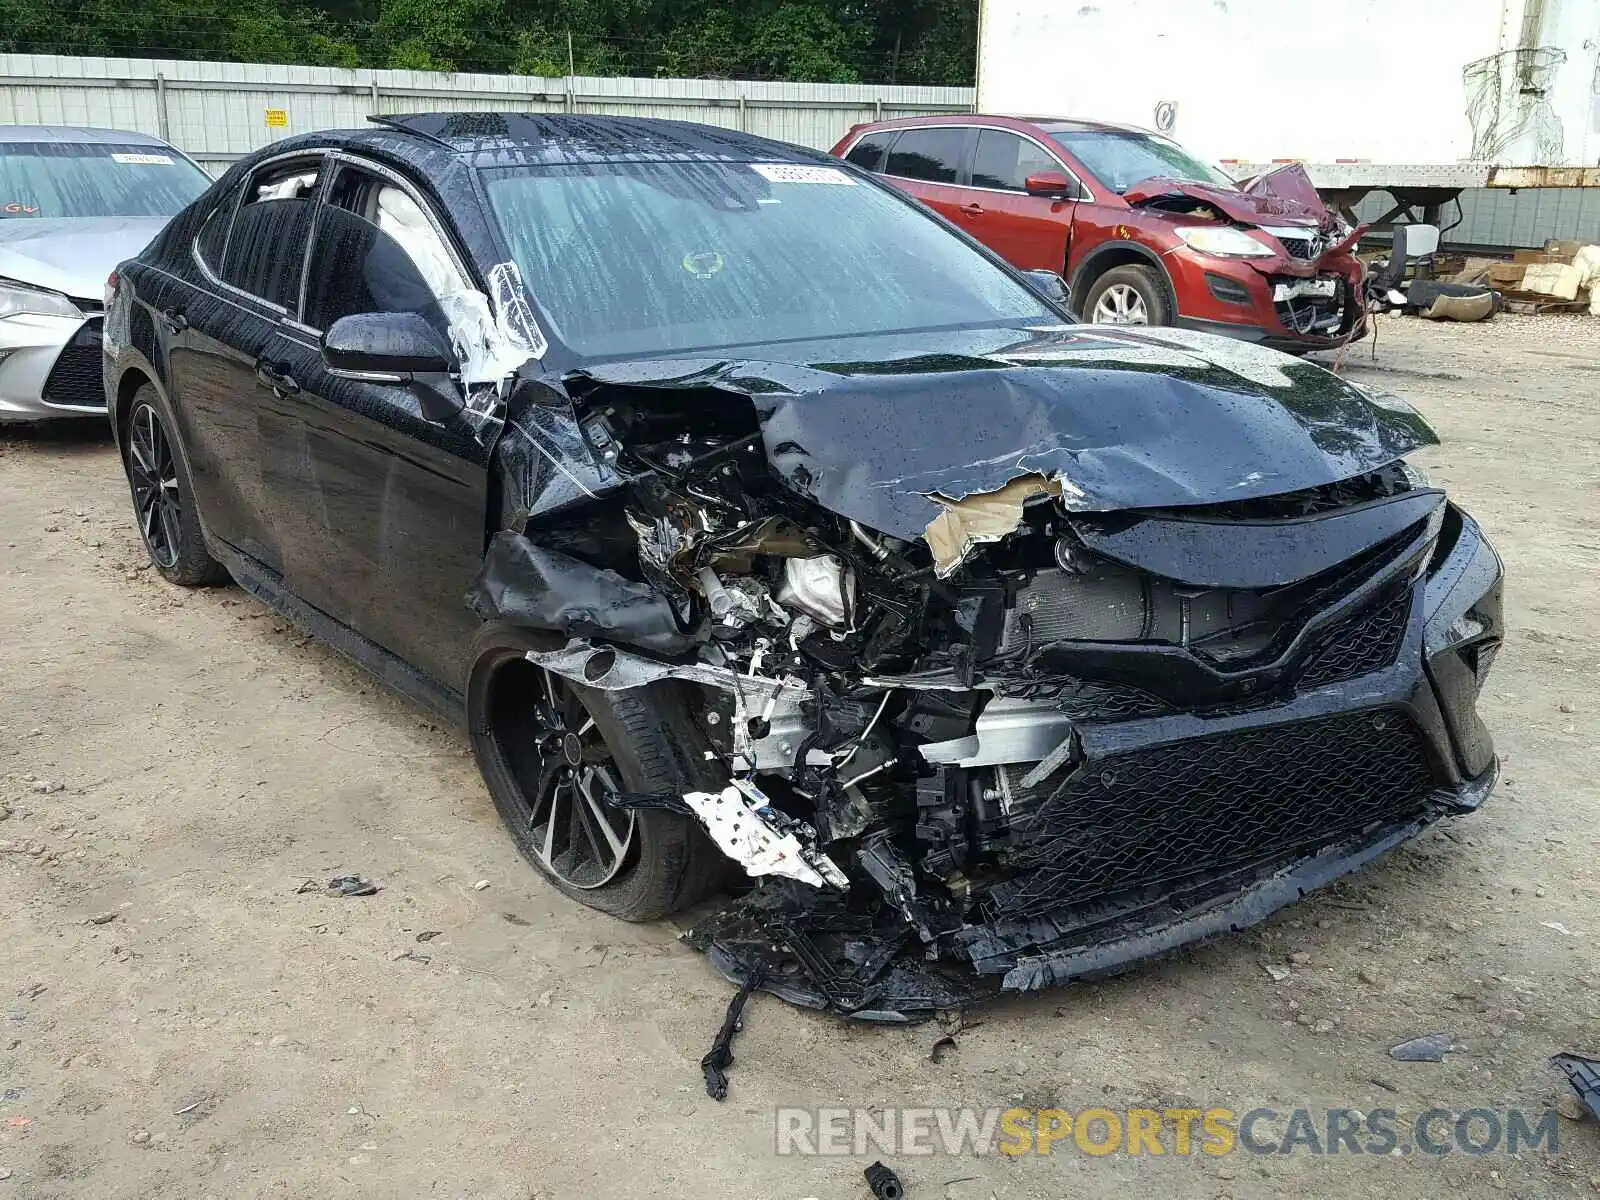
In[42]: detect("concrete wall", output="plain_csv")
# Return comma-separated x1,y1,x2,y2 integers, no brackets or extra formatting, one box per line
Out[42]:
0,53,976,171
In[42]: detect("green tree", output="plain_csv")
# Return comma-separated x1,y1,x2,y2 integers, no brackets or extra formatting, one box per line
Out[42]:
0,0,980,84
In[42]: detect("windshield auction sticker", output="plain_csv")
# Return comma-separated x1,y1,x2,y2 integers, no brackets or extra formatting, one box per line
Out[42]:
110,153,174,166
751,163,855,185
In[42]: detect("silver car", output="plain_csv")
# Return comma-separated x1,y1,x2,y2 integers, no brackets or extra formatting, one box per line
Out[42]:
1,126,211,422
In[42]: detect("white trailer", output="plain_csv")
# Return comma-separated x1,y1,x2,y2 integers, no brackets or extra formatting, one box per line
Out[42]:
977,0,1600,225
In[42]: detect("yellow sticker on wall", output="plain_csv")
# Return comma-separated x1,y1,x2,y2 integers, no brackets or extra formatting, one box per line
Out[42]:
264,108,288,129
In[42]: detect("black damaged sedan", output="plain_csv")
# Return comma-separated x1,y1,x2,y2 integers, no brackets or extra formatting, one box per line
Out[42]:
104,115,1502,1017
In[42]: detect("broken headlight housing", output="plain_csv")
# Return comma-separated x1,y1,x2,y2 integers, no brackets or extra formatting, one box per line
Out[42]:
1174,226,1275,258
1400,460,1432,488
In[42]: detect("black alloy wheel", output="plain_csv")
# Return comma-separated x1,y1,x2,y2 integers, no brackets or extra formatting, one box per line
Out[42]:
127,400,181,571
496,662,638,889
467,624,727,921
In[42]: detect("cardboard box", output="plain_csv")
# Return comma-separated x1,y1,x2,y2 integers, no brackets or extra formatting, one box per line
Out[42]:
1520,262,1584,300
1486,262,1527,286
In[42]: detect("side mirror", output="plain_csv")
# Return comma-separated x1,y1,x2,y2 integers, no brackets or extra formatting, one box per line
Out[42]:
1021,269,1071,308
1024,170,1074,199
322,311,462,422
323,311,453,376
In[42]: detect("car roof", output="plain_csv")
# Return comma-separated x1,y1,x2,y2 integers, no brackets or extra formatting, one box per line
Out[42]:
0,125,173,145
853,113,1156,137
365,113,822,166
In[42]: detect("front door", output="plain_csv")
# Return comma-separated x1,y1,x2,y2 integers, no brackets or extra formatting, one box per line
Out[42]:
263,161,495,690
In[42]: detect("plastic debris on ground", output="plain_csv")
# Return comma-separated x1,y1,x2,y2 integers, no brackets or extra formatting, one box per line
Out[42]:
1388,1032,1457,1062
864,1160,906,1200
327,874,379,897
1552,1052,1600,1121
701,972,762,1101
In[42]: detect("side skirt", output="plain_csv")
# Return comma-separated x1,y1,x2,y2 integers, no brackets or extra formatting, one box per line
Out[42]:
212,541,467,729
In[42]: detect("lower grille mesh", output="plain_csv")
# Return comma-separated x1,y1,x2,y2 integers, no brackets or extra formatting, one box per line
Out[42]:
984,708,1435,917
41,320,104,408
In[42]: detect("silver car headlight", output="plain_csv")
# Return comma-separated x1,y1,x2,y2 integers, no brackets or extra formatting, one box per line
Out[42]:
1173,226,1275,258
0,278,82,320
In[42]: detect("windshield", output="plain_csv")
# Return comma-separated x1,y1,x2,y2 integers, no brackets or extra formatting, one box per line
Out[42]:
481,160,1056,359
0,142,211,218
1046,129,1236,195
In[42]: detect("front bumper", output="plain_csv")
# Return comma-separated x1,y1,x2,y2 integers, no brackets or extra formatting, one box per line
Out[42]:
1169,247,1368,354
689,507,1504,1018
0,313,107,422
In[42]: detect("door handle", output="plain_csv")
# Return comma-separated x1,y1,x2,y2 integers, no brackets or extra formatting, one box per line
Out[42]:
255,360,301,397
160,307,188,334
959,203,985,216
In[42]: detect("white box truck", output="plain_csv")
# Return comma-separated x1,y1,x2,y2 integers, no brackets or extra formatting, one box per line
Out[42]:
977,0,1600,222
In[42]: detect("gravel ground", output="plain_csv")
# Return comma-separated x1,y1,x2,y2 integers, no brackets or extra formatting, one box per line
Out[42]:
1,313,1598,1199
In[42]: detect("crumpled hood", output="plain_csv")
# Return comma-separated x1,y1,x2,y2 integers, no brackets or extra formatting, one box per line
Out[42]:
1122,176,1323,226
563,324,1437,544
0,217,170,298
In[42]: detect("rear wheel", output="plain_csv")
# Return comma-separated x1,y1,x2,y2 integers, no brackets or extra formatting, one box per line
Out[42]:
467,625,725,920
122,385,228,586
1084,264,1173,326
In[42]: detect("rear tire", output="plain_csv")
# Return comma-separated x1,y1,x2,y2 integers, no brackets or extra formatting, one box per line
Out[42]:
121,384,229,587
467,623,726,921
1083,264,1173,326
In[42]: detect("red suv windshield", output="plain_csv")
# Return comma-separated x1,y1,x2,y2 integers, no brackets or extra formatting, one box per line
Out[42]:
1044,129,1236,195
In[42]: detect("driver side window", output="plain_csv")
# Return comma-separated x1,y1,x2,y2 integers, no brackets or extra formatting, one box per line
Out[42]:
302,165,461,339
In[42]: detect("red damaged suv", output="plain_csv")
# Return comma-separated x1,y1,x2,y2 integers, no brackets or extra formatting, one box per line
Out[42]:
830,115,1366,354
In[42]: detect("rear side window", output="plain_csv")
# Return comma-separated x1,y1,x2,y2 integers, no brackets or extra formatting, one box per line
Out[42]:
972,130,1063,192
844,132,894,172
302,165,458,336
220,158,323,311
885,128,968,185
194,181,242,273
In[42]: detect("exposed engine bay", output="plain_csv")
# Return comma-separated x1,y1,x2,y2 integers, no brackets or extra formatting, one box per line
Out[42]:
470,333,1504,1019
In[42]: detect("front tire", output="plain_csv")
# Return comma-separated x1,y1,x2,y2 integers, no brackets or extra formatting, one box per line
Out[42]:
467,624,725,921
121,384,228,586
1084,264,1173,326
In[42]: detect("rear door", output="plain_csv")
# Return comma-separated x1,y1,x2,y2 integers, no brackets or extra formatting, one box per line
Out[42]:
265,158,494,689
965,128,1076,272
878,126,976,226
174,154,325,571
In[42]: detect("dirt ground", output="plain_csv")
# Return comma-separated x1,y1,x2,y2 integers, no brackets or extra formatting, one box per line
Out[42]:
2,314,1598,1199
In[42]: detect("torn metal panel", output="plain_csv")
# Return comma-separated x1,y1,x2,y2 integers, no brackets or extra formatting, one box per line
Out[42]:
466,532,700,655
923,474,1070,578
1239,163,1335,223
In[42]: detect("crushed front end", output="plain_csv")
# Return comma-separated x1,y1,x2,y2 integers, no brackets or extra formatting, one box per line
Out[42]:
474,345,1502,1019
1126,163,1369,354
